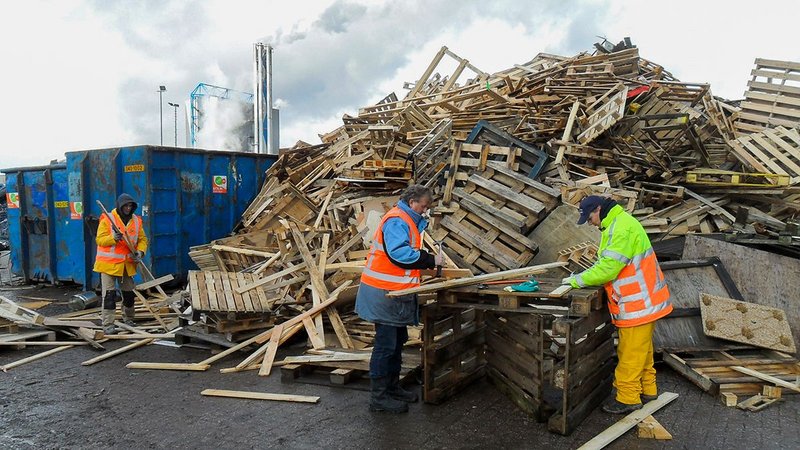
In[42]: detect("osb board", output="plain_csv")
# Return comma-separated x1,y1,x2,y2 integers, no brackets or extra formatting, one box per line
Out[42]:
655,265,737,352
529,205,600,266
683,235,800,351
700,293,796,354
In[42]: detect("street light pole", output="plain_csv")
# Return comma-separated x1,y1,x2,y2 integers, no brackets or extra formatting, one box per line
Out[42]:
158,85,166,146
168,102,180,147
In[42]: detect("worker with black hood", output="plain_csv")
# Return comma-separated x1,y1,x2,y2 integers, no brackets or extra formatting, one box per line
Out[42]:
93,193,148,334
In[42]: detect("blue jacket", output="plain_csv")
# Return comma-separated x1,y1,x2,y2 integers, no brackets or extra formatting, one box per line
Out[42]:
355,200,432,326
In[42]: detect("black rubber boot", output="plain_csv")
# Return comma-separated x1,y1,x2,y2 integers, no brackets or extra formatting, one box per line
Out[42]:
369,377,409,413
641,393,658,403
602,398,642,414
387,373,418,403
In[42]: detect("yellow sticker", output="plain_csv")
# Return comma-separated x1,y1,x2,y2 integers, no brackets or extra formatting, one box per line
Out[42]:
124,164,145,173
54,201,69,208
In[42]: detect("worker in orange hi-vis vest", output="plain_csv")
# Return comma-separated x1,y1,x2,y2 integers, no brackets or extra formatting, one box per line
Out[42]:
93,193,148,335
563,195,672,414
356,185,441,414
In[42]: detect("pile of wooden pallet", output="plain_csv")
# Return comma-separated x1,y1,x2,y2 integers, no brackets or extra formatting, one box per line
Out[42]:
171,39,800,382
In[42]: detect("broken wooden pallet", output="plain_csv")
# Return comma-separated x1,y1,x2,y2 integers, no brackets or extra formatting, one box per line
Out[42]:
188,270,276,313
735,58,800,134
662,348,800,398
728,126,800,184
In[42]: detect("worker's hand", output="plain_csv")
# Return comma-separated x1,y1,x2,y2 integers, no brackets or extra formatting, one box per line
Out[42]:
434,252,443,267
132,250,144,261
112,229,123,242
561,277,574,286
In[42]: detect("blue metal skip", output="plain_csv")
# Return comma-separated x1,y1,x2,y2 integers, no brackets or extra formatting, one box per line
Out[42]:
65,146,276,289
3,164,73,283
3,146,275,288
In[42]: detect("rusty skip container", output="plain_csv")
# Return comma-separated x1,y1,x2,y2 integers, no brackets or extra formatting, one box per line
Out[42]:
2,163,74,283
65,146,276,289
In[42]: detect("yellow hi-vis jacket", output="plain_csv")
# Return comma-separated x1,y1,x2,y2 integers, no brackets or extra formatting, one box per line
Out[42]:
93,209,148,277
571,204,672,327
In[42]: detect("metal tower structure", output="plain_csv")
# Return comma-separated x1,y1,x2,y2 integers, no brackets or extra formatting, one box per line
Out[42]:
188,83,254,149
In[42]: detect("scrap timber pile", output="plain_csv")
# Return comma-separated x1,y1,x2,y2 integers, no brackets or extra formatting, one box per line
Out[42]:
175,39,800,378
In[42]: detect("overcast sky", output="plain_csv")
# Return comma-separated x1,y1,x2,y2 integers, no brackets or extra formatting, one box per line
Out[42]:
1,0,798,169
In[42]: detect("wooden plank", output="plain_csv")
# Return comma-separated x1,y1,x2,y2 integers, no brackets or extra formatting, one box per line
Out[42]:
237,272,256,312
81,339,153,366
730,366,800,393
259,323,284,377
188,271,202,310
387,262,566,297
126,362,210,371
303,316,326,350
576,392,679,450
1,345,74,372
201,389,319,404
135,274,175,291
235,263,307,294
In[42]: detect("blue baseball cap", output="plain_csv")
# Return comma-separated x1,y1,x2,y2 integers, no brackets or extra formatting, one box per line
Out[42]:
577,195,604,225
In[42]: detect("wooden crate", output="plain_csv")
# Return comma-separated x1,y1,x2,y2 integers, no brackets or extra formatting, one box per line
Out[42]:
422,290,613,436
422,304,486,404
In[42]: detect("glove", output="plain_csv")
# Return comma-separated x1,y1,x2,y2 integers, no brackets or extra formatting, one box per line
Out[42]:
132,250,144,261
112,229,123,242
561,277,574,285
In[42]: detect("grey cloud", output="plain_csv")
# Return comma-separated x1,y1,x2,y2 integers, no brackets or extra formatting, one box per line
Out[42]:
314,2,367,34
95,0,616,148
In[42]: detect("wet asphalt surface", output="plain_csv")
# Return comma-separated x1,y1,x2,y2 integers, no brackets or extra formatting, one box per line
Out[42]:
0,285,798,450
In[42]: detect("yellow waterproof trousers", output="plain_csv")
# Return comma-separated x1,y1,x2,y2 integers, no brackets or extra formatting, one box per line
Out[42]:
615,321,657,404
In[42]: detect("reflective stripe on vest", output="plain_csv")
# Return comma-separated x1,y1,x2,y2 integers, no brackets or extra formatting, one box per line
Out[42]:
360,207,422,291
605,247,672,327
96,212,141,263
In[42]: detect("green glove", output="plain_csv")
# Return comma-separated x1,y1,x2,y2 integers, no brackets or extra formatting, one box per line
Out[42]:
503,280,540,292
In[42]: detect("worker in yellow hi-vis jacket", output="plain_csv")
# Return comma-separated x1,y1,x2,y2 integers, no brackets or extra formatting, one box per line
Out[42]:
93,193,148,335
563,195,673,414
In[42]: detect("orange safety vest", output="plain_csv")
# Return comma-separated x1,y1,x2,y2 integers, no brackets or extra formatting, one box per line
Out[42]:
604,247,672,327
96,212,142,265
360,207,422,291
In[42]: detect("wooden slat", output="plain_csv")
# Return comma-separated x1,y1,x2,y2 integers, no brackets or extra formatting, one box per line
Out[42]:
201,389,319,404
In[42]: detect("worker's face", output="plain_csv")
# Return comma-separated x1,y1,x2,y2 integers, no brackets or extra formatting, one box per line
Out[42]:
588,206,602,228
121,203,134,215
409,196,432,215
